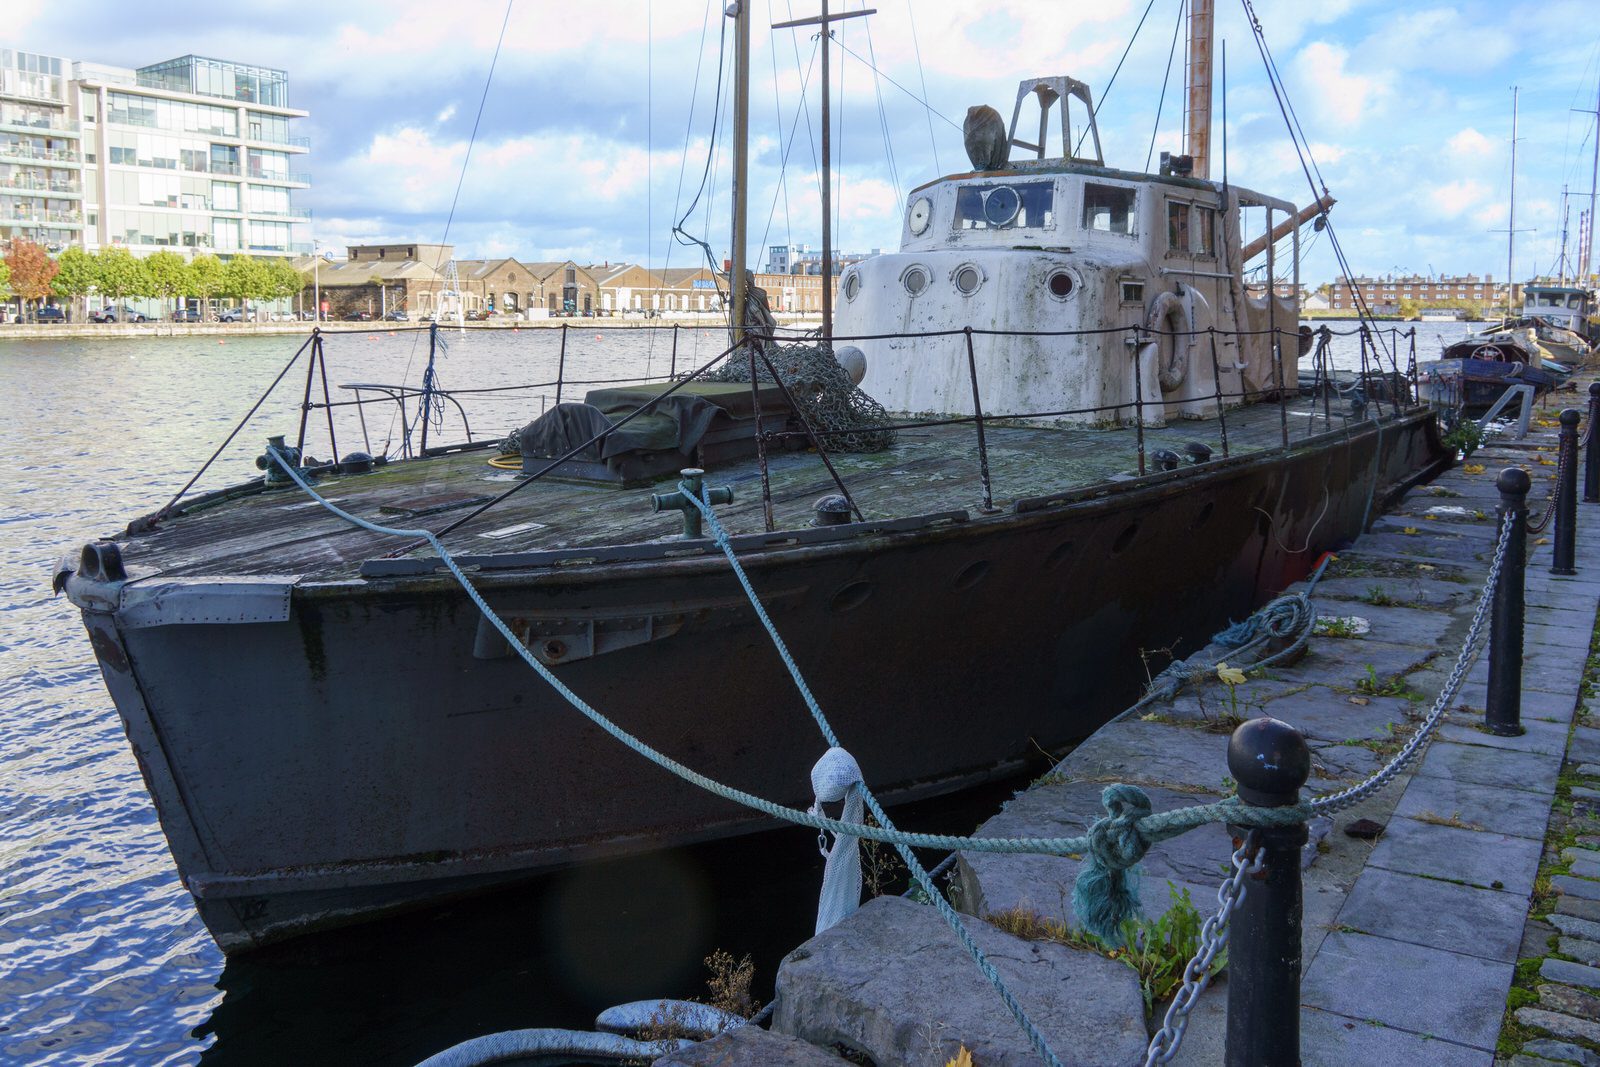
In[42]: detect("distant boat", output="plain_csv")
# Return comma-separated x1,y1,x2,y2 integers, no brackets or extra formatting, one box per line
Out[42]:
1419,334,1566,411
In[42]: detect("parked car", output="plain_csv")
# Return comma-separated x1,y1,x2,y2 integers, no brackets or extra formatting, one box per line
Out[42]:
465,309,490,321
343,310,374,321
218,307,254,323
383,310,409,322
171,308,202,323
91,305,146,323
35,305,67,323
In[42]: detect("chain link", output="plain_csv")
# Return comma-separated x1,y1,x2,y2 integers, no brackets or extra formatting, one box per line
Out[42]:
1143,832,1265,1065
1526,441,1569,534
1310,510,1512,814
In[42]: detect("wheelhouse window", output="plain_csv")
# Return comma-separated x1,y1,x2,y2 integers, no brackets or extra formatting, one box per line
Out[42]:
953,181,1054,231
1083,183,1136,234
1167,201,1190,251
1167,200,1218,256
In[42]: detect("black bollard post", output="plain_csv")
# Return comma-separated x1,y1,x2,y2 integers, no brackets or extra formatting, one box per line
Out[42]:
1225,716,1311,1067
1486,468,1530,736
1554,408,1580,575
1586,384,1600,504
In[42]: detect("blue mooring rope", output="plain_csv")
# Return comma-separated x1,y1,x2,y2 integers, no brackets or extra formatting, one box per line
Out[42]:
270,457,1317,1066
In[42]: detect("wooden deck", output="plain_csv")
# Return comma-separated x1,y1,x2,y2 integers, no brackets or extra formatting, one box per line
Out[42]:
123,398,1372,582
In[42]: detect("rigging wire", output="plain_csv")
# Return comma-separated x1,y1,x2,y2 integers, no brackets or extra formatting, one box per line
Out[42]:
1074,0,1160,158
828,38,960,131
757,38,822,255
661,0,721,312
906,0,940,172
1146,0,1186,173
385,0,515,455
767,0,795,254
784,0,824,203
1241,0,1401,374
862,7,901,205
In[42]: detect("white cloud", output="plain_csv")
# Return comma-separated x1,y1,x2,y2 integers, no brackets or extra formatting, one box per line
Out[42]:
1291,42,1388,129
1445,127,1494,161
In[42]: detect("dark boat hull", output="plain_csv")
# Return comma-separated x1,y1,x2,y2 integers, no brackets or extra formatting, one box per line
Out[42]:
70,410,1445,952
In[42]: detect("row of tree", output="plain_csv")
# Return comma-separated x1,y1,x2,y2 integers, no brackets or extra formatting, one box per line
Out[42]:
1,238,305,315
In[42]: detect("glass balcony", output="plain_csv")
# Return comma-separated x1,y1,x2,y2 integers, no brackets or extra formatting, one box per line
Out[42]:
0,143,79,165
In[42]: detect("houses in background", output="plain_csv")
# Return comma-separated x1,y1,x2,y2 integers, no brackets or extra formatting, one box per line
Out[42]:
294,243,832,319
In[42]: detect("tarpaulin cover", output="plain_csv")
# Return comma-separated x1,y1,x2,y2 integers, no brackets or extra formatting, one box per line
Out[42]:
516,382,789,460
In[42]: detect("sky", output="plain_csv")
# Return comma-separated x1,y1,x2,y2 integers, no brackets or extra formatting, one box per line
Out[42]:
13,0,1600,285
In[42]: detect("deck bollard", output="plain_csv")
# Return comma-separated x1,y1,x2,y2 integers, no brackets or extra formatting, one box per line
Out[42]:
1585,384,1600,504
1225,716,1311,1067
1486,468,1530,737
1554,408,1580,575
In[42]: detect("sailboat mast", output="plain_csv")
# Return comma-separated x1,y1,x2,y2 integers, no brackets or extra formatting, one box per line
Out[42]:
820,0,833,343
1185,0,1214,180
1508,85,1519,319
729,0,750,343
1587,77,1600,282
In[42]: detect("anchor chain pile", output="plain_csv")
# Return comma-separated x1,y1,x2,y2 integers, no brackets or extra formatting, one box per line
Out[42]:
271,455,1517,1067
706,339,895,452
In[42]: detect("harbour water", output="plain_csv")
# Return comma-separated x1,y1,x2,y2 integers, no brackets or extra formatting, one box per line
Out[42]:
0,321,1472,1064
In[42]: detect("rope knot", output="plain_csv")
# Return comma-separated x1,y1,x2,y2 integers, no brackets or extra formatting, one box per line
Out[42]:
1072,784,1154,944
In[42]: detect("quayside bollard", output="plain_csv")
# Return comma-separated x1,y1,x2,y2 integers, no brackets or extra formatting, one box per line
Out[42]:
1225,716,1311,1067
1487,468,1530,737
1554,408,1580,575
1584,383,1600,505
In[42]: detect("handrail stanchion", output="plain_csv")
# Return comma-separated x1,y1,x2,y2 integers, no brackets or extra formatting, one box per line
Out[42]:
1131,327,1147,475
419,322,437,454
1554,408,1580,575
295,329,322,456
1209,328,1230,457
1584,382,1600,504
747,337,776,532
317,331,339,460
1225,716,1311,1067
1274,326,1289,449
554,322,568,407
670,323,679,379
962,327,999,513
1486,468,1530,736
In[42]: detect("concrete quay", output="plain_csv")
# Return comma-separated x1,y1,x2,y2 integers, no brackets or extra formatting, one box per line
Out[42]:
663,413,1600,1066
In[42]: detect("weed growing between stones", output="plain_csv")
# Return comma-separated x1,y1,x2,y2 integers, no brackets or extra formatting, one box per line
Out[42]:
703,949,759,1020
1354,664,1422,699
988,885,1224,1022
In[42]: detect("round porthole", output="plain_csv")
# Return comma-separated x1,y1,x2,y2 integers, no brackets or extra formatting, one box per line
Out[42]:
843,271,860,302
1047,270,1075,300
830,580,873,614
1190,500,1215,531
902,265,930,296
954,560,991,590
1112,522,1139,556
954,264,983,296
984,186,1021,226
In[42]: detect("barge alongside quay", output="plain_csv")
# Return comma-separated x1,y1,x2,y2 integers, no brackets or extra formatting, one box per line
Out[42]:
56,9,1447,954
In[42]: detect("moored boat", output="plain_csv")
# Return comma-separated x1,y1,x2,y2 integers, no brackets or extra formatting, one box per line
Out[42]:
56,8,1448,953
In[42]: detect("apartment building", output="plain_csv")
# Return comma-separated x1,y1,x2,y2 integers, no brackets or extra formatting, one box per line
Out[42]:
1,49,309,258
1328,273,1516,312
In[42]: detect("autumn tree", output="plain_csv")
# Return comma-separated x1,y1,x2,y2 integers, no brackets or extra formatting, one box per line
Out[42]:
145,250,192,313
4,238,59,314
189,254,224,318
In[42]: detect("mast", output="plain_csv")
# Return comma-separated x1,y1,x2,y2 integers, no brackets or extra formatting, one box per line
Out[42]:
1508,85,1519,319
1558,185,1570,285
729,0,750,343
771,4,874,344
1185,0,1214,180
1586,77,1600,282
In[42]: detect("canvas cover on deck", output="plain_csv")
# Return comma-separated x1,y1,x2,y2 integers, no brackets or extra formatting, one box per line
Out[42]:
518,381,790,460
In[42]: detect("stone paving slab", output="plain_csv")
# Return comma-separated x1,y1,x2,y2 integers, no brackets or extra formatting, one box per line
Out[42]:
1436,716,1572,757
1301,930,1513,1051
771,896,1149,1067
1452,685,1579,725
1335,866,1526,962
1312,601,1455,646
1160,685,1410,743
1308,575,1476,609
1300,1007,1492,1066
1392,774,1554,840
1365,815,1543,896
1415,739,1563,794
